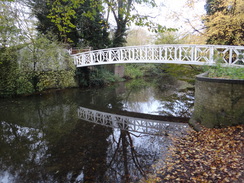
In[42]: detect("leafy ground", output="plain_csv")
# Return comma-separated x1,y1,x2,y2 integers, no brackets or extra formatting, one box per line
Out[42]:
143,125,244,183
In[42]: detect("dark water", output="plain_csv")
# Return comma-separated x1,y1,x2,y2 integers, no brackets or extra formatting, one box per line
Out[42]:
0,78,194,183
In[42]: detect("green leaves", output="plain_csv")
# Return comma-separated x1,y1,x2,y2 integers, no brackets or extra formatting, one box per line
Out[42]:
47,0,83,43
105,0,174,46
0,1,22,47
0,46,19,96
0,33,77,96
34,0,109,47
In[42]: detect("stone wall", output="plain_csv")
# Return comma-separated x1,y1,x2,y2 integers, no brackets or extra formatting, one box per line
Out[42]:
190,72,244,129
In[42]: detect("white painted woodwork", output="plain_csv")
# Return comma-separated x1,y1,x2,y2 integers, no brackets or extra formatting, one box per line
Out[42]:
72,44,244,67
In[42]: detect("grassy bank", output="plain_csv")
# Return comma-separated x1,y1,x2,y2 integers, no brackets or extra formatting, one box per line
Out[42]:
206,65,244,80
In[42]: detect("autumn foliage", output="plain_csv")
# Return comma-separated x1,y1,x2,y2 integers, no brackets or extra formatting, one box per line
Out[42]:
204,0,244,45
144,125,244,182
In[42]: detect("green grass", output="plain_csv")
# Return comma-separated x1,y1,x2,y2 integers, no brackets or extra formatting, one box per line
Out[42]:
206,65,244,80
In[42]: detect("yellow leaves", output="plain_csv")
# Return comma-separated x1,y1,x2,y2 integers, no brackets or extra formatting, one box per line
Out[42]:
204,0,244,45
147,125,244,182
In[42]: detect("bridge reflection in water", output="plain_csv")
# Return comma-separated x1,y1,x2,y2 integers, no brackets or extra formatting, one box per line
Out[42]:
78,106,189,135
78,106,190,182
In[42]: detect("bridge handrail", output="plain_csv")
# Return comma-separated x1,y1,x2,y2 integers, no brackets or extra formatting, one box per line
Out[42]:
72,44,244,67
78,107,188,135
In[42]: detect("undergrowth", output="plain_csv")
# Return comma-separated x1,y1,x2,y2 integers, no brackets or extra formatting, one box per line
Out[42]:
206,65,244,79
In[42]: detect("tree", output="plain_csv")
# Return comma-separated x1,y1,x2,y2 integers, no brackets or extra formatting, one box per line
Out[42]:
181,33,206,44
204,0,244,45
154,31,182,45
126,27,152,46
153,30,202,82
74,0,111,49
0,0,78,96
205,0,226,15
26,0,60,39
0,46,19,95
105,0,169,47
46,0,84,44
0,1,24,47
0,0,33,93
29,0,172,48
155,30,206,45
27,0,110,48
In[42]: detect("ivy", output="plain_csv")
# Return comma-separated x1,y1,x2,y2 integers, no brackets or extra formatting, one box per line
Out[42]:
0,34,77,97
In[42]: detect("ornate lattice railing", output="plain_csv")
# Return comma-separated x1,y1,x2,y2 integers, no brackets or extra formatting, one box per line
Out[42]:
78,107,188,135
72,44,244,67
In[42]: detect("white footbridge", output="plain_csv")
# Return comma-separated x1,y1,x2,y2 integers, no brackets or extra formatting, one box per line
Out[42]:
72,44,244,67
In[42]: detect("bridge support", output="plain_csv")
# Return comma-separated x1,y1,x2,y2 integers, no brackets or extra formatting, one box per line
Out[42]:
114,65,125,78
190,72,244,130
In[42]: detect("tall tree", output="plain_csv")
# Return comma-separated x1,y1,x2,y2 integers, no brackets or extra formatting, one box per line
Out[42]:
0,0,24,47
29,0,171,48
105,0,168,47
28,0,110,49
75,0,111,49
204,0,244,45
46,0,82,44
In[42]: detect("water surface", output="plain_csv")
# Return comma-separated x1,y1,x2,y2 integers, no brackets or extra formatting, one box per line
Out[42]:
0,78,193,182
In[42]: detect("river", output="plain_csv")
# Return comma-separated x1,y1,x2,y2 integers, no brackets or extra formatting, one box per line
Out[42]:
0,77,194,183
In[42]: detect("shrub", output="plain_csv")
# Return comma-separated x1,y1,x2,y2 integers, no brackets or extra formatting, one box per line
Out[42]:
205,64,244,79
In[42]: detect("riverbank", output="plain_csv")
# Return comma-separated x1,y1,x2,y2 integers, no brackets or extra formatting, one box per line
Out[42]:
143,125,244,182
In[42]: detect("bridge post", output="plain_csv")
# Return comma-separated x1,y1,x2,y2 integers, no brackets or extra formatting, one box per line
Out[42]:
174,46,178,61
114,65,125,78
179,46,182,61
194,46,197,62
191,46,194,62
90,52,94,64
209,46,214,64
229,48,233,64
159,47,162,60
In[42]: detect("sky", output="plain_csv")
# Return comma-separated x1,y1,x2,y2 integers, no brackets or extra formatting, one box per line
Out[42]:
159,0,206,32
135,0,206,34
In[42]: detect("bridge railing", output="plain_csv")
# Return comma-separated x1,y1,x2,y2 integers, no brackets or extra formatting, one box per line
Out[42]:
78,107,188,135
72,44,244,67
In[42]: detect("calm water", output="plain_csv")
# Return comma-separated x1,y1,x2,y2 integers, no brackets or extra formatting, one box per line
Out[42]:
0,77,193,183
